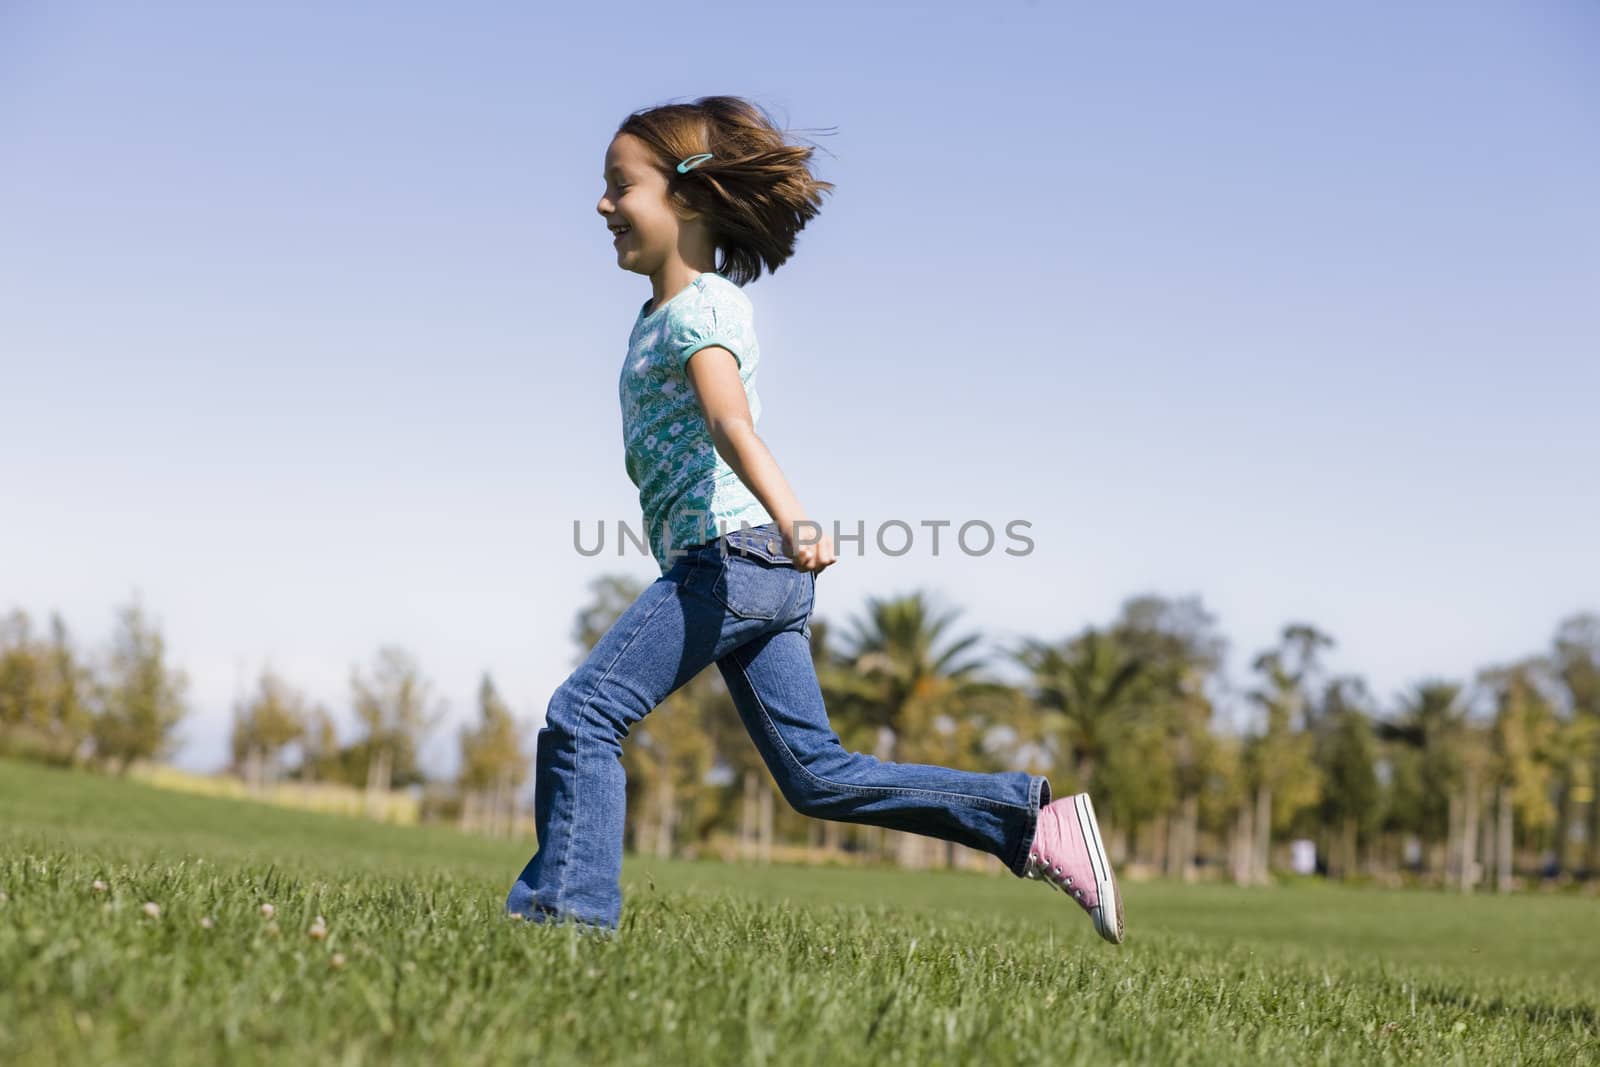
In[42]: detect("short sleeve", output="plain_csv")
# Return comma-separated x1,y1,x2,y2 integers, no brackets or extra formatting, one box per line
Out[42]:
672,282,753,374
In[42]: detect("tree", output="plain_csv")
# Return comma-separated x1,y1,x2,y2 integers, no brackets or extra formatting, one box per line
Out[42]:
350,645,446,795
0,611,93,765
1202,733,1255,884
621,669,721,860
832,592,996,759
458,673,530,837
296,704,341,786
1014,627,1150,795
90,599,188,774
229,667,309,789
40,615,94,764
1551,613,1600,876
1244,624,1330,883
1110,594,1227,879
1380,679,1467,877
0,611,44,740
1015,598,1232,873
831,590,1011,866
1314,676,1381,879
1483,658,1561,889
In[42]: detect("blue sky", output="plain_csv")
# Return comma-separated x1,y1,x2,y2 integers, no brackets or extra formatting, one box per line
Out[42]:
3,1,1596,775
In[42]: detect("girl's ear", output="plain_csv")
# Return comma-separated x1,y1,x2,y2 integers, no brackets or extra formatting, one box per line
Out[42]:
669,189,707,225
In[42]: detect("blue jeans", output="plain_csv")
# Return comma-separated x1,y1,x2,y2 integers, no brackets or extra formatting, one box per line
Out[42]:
505,520,1052,930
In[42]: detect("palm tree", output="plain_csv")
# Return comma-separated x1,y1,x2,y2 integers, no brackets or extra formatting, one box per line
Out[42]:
1313,676,1381,880
828,592,1000,754
1379,679,1467,878
1013,627,1149,792
830,590,1011,867
1012,625,1157,865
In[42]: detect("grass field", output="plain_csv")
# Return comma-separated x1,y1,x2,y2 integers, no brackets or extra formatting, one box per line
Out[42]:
2,759,1596,1065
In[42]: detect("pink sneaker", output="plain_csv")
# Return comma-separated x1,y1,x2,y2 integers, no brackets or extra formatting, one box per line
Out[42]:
1024,792,1124,944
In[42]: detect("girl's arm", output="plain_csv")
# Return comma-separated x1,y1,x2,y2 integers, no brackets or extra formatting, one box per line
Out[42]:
685,346,837,573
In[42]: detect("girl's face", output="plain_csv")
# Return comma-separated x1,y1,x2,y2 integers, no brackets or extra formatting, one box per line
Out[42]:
596,133,691,274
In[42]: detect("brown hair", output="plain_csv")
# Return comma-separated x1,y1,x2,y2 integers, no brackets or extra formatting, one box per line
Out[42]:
614,96,835,286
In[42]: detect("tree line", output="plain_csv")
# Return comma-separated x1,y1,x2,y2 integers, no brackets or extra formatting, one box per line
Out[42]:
2,588,1596,890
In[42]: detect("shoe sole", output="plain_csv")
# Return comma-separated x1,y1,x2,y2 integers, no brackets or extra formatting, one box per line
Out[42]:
1072,793,1125,945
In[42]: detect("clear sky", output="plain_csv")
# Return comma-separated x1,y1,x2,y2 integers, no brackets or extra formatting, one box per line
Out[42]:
3,1,1596,775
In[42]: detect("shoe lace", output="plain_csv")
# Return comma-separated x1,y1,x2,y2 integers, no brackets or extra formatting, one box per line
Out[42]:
1027,850,1084,899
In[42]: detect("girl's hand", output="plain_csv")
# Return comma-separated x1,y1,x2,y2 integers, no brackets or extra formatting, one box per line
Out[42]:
783,524,837,574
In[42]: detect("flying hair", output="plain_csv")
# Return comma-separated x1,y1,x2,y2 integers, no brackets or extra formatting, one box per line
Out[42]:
615,95,837,286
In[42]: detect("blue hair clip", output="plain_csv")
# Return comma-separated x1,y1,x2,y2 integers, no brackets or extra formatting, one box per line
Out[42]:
676,152,714,174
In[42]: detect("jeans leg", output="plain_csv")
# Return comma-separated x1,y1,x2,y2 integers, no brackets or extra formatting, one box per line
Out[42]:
506,569,724,929
714,628,1051,876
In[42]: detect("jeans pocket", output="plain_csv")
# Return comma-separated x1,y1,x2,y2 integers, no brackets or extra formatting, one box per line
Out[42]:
712,553,794,621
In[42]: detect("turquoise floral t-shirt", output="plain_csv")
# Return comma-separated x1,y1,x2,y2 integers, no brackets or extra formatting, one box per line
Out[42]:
618,271,773,573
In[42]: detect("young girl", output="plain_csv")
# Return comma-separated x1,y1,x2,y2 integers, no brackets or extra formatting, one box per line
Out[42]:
505,96,1123,945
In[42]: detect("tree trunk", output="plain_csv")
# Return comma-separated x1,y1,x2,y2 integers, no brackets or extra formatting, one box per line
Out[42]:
1108,825,1130,866
1484,796,1497,886
1588,755,1600,876
365,748,392,818
823,820,842,857
757,779,774,864
1253,786,1272,886
1341,816,1357,881
1478,785,1494,889
1170,795,1199,882
245,745,264,793
903,833,926,870
1231,804,1254,886
1446,791,1459,885
1496,784,1514,893
740,771,757,862
1551,776,1572,877
499,769,515,838
1162,815,1176,878
1460,772,1479,894
654,771,675,859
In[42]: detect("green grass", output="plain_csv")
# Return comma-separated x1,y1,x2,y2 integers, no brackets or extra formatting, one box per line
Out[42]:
1,759,1596,1065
